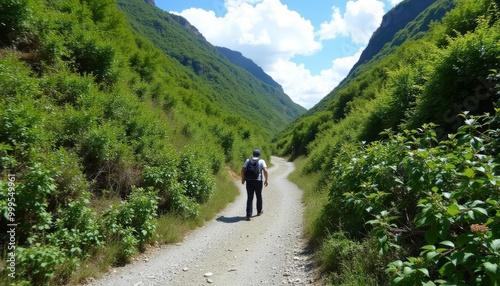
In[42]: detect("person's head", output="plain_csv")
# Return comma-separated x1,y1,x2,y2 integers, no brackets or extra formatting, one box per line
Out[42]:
253,149,261,157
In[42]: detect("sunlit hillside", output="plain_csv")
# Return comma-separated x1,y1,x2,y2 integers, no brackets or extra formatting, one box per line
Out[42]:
117,0,306,135
276,0,500,284
0,0,303,284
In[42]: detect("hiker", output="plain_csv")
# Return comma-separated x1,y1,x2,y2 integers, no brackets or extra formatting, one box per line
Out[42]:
241,149,269,221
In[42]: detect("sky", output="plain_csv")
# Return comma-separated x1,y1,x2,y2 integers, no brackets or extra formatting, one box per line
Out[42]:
155,0,405,109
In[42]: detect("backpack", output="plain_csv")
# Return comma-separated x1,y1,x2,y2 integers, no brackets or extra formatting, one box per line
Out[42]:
244,158,260,180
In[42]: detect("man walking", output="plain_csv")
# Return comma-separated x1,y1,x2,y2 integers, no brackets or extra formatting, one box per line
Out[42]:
241,149,268,221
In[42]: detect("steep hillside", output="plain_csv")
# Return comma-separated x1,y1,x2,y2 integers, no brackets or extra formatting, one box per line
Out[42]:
276,0,500,284
350,0,452,76
117,0,306,133
276,0,458,156
216,46,284,93
309,0,455,114
0,0,297,284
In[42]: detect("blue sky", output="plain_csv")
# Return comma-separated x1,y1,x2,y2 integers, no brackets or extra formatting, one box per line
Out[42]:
155,0,404,109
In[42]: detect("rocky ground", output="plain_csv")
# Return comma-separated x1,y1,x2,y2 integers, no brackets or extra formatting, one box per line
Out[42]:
88,157,320,286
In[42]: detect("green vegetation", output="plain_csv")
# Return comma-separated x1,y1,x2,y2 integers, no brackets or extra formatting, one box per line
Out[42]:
0,0,288,284
282,0,500,284
117,0,305,136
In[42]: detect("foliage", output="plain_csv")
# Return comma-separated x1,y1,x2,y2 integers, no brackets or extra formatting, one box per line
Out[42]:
274,1,500,284
319,110,500,285
117,0,305,135
48,197,103,258
15,244,77,285
104,187,158,248
0,0,278,282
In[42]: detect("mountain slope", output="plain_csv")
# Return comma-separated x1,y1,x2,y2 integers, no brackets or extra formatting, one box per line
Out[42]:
216,46,284,93
117,0,306,133
349,0,453,76
276,0,500,284
0,0,303,283
309,0,455,114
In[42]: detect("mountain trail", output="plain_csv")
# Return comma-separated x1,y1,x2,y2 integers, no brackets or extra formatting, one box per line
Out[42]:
87,156,318,285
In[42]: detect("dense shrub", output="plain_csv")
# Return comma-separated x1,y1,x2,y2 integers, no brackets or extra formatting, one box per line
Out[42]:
48,198,103,258
178,150,215,203
16,244,76,285
104,187,158,248
322,110,500,285
0,0,30,46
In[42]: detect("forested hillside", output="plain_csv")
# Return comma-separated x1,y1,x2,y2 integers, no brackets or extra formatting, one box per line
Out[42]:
216,46,284,93
277,0,500,284
117,0,305,133
308,0,455,114
0,0,300,284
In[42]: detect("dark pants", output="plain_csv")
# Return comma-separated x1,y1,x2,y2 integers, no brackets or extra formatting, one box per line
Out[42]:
246,180,263,217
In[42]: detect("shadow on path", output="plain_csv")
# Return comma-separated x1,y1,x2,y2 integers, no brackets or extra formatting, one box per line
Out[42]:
216,215,246,223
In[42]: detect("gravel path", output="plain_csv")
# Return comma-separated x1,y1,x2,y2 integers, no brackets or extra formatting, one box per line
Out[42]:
89,156,317,286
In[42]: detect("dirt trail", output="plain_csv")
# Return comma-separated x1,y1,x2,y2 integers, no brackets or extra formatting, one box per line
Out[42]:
90,156,316,285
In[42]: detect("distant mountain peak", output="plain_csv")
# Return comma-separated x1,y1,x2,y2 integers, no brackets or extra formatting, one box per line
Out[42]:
144,0,155,6
170,14,205,39
216,46,284,93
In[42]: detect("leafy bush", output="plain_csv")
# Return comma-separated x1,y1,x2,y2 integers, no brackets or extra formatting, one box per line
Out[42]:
15,164,57,240
48,198,103,258
323,110,500,285
178,150,215,203
143,160,201,218
67,34,116,85
0,0,30,46
104,187,158,248
407,16,500,131
16,244,76,285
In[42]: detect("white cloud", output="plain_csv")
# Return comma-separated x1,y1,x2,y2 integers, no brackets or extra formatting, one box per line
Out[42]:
268,48,363,109
318,0,385,44
173,0,383,109
388,0,404,6
176,0,321,67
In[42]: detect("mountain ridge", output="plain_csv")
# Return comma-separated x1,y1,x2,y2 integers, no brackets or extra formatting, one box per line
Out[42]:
308,0,455,115
216,46,284,93
118,0,306,132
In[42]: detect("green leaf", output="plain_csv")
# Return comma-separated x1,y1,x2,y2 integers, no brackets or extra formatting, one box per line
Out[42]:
418,268,430,277
440,241,455,248
403,266,416,275
484,262,500,279
421,245,436,251
472,207,488,217
393,277,405,285
425,251,440,262
425,230,438,244
464,168,475,178
445,164,456,170
486,199,499,207
439,261,454,276
447,204,460,216
490,239,500,252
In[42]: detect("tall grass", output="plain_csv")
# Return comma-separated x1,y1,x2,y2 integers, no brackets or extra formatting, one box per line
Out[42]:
287,156,328,243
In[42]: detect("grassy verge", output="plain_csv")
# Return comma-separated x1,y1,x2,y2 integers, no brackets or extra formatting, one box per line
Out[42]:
66,170,240,285
287,156,328,243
